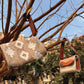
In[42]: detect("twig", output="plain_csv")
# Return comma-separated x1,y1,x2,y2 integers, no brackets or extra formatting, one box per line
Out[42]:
45,39,66,50
17,0,21,8
39,21,65,39
21,0,66,31
41,4,84,42
29,3,64,37
58,4,84,40
12,0,34,41
17,0,26,20
37,3,64,30
15,0,18,21
31,0,43,15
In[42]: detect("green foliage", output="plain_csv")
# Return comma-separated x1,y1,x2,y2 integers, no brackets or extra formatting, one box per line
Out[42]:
14,36,84,84
61,37,84,84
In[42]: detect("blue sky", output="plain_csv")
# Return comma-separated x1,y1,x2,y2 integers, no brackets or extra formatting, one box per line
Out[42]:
22,0,84,41
0,0,84,41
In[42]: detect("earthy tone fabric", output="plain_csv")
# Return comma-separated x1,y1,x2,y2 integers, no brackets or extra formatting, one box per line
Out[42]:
0,37,47,68
59,55,81,73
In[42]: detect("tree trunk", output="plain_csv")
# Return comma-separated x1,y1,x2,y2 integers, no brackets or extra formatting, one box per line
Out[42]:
63,75,69,84
72,73,76,84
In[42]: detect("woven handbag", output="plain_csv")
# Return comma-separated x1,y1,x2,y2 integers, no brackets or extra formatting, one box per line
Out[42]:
59,55,81,73
59,38,81,73
0,37,47,68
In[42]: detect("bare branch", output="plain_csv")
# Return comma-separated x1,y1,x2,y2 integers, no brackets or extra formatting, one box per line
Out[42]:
1,0,4,33
21,0,66,30
4,0,12,35
79,15,84,19
11,9,15,17
0,0,34,43
45,39,66,50
15,0,17,21
33,0,66,22
12,0,35,41
26,0,35,12
38,3,64,29
26,0,28,8
31,0,43,15
41,4,84,42
58,4,84,40
41,25,63,42
29,3,65,37
58,14,76,41
17,0,21,7
50,0,51,8
77,11,84,16
1,13,14,25
76,11,84,19
39,21,65,39
17,0,26,20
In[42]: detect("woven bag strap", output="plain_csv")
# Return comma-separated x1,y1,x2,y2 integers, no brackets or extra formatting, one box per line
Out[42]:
60,41,65,60
29,15,37,36
60,38,79,60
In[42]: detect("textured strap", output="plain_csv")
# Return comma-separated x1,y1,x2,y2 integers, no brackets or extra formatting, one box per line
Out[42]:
60,41,65,60
60,38,79,60
29,15,37,36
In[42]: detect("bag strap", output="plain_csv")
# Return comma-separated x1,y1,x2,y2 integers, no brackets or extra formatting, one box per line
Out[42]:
60,41,65,60
65,38,79,55
29,14,37,36
60,38,79,60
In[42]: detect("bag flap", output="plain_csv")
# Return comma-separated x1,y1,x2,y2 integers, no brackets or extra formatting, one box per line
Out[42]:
59,56,75,67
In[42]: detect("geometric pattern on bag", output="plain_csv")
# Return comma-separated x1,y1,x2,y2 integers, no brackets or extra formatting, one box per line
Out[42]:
59,55,81,73
0,37,47,68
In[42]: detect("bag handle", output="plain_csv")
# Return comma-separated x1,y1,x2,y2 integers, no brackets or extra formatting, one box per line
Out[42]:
60,38,79,60
29,14,38,36
60,40,65,60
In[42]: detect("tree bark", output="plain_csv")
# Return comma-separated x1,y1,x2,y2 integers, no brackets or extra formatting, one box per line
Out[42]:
4,0,12,35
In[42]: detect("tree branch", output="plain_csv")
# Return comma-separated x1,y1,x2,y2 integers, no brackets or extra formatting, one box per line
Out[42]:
29,3,65,37
39,21,65,39
45,39,66,50
15,0,18,21
33,0,66,22
1,0,4,33
21,0,66,31
12,0,35,41
17,0,26,20
41,4,84,42
58,4,84,40
37,3,64,30
26,0,28,8
31,0,43,15
77,11,84,19
17,0,21,7
4,0,12,35
58,14,76,41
